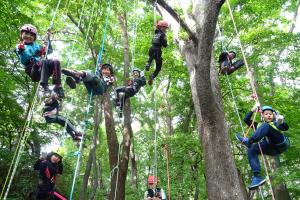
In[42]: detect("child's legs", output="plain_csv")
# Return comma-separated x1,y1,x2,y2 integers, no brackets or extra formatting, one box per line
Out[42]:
250,123,273,142
55,115,76,137
232,60,244,69
50,59,62,85
150,49,162,79
248,140,274,174
147,47,155,65
25,62,42,82
45,115,76,137
40,60,51,87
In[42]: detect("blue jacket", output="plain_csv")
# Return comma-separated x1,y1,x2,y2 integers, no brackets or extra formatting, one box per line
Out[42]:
16,42,42,65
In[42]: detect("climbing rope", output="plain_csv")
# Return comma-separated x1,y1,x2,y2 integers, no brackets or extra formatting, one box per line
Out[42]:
60,0,96,139
163,144,171,200
0,1,62,199
226,1,275,198
216,21,245,134
69,0,112,198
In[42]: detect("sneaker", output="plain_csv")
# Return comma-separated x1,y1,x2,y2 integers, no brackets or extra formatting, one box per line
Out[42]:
249,176,266,190
42,87,51,98
145,64,150,71
53,86,65,99
235,133,251,147
75,132,83,137
73,136,81,142
61,69,81,83
148,79,153,85
118,111,123,118
66,76,77,89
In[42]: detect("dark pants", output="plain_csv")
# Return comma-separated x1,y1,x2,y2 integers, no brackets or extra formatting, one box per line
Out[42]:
82,72,104,96
115,86,135,109
25,59,62,87
248,123,289,173
45,115,76,138
147,46,162,79
220,60,244,75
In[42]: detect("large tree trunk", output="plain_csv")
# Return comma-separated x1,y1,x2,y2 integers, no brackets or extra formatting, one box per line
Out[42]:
116,12,137,199
80,97,101,200
103,92,119,200
156,0,248,199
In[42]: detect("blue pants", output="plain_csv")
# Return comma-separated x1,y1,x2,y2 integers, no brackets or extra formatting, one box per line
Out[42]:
248,123,288,173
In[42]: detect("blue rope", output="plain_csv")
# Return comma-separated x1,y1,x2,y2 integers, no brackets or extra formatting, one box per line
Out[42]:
69,0,112,198
96,0,112,74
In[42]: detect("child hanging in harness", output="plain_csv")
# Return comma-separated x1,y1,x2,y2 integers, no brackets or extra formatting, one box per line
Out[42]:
218,50,244,75
144,176,166,200
62,63,114,96
43,92,83,141
145,20,168,85
16,24,64,98
236,104,290,190
114,68,146,117
34,152,67,200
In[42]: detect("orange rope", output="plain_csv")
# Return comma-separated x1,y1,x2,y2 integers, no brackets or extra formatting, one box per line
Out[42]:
163,144,171,200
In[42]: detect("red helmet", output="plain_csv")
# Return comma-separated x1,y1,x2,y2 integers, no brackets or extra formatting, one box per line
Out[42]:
148,176,158,184
156,20,169,29
20,24,38,39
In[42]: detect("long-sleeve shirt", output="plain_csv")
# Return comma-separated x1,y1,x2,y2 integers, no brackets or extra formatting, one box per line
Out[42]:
129,76,146,94
16,42,42,65
152,29,168,48
244,111,289,144
34,159,60,193
243,111,289,131
144,188,166,200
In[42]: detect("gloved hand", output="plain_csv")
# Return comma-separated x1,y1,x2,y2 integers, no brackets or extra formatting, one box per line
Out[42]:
275,114,284,124
17,42,25,52
251,102,260,112
36,46,46,56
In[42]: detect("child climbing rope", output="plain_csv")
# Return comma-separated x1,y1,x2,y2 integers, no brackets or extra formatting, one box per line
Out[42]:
145,20,168,85
16,24,64,98
144,176,166,200
62,63,114,96
34,152,67,200
43,92,83,141
218,50,244,75
236,104,290,190
114,68,146,117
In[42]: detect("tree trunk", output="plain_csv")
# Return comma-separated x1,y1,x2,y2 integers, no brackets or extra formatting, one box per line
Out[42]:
156,0,248,199
103,92,119,200
116,12,136,199
80,97,101,200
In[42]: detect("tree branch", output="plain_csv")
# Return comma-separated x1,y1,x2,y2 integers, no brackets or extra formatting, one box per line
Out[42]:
154,0,198,44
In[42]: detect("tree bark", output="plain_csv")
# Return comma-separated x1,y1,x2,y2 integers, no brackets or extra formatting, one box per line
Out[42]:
103,92,119,200
156,0,248,199
116,12,137,199
80,97,101,200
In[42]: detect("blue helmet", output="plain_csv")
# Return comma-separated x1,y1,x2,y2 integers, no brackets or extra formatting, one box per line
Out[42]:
261,106,274,113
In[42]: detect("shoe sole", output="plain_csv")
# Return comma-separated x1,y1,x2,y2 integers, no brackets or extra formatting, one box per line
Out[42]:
66,76,77,89
248,179,266,190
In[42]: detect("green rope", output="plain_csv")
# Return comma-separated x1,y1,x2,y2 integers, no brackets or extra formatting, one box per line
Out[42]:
0,1,62,198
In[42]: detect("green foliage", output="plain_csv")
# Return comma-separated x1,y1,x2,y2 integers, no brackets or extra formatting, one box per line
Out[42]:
0,0,299,199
